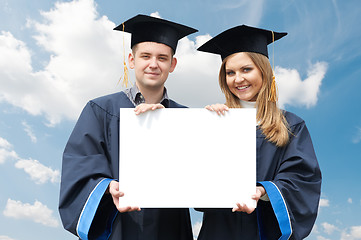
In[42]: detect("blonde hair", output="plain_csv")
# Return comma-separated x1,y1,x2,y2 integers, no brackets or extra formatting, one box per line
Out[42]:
219,52,289,147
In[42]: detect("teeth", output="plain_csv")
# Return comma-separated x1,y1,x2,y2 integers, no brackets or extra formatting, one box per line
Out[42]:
237,86,248,90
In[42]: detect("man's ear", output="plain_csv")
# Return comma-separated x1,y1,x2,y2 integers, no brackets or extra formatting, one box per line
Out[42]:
169,57,177,73
128,53,135,69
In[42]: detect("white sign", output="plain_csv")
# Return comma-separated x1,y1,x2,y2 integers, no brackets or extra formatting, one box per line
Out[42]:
119,108,256,208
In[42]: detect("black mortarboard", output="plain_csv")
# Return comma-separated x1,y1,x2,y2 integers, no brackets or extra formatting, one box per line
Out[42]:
197,25,287,60
114,14,198,53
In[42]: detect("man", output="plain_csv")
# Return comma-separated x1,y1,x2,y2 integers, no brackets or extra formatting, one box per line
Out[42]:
59,14,197,240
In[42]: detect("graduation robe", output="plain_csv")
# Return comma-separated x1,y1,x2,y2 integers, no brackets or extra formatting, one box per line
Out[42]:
59,91,193,240
196,111,322,240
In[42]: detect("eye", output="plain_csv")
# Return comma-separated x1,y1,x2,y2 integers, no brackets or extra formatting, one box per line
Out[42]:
226,71,235,76
141,55,150,59
158,55,169,61
243,67,252,73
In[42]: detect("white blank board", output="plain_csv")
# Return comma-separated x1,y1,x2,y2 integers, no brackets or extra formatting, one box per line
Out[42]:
119,108,256,208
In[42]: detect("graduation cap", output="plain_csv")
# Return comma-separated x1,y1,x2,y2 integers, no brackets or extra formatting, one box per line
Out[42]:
114,14,198,53
198,25,287,103
113,14,197,87
197,25,287,60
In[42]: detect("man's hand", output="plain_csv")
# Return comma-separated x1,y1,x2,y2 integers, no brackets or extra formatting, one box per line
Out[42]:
134,103,165,115
108,180,141,213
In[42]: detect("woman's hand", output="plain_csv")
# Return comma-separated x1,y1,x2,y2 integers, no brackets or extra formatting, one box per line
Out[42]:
134,103,165,115
205,103,229,116
108,180,141,213
232,186,266,214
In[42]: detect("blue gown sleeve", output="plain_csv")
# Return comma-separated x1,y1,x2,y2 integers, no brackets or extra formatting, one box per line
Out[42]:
257,121,322,240
59,101,118,239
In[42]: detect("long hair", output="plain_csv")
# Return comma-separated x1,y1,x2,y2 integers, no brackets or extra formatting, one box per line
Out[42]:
219,52,289,147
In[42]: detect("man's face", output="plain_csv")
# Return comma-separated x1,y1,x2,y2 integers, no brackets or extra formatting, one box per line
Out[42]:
128,42,177,92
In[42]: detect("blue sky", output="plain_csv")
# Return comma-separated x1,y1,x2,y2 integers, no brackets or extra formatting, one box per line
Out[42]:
0,0,361,239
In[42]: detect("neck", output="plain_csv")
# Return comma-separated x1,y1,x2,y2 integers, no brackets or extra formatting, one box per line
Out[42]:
240,100,256,108
136,83,164,104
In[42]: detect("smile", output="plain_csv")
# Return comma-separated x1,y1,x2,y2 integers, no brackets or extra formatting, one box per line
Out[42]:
237,86,250,90
145,72,160,76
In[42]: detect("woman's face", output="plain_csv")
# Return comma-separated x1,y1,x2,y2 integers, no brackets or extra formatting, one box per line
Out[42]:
225,52,263,102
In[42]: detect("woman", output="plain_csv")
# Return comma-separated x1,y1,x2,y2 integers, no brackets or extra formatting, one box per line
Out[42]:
196,25,322,240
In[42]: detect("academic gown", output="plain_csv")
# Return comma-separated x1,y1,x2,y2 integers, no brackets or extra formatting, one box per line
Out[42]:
59,91,193,240
196,111,322,240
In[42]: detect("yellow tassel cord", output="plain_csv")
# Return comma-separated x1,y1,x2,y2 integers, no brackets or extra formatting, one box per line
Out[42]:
268,30,278,102
269,75,278,102
117,23,131,88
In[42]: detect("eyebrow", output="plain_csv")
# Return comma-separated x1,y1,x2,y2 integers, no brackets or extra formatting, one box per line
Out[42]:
241,64,253,68
139,51,151,55
138,52,171,58
226,64,253,70
158,54,170,58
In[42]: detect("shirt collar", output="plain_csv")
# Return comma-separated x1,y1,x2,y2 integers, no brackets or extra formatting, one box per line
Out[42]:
240,100,256,108
127,84,170,107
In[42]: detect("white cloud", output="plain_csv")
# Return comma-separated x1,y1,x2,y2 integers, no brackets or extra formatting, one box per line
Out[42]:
0,148,18,164
150,11,161,18
317,236,331,240
0,136,12,149
319,198,330,207
276,62,328,109
0,137,18,164
348,198,353,204
341,226,361,240
0,136,59,183
0,0,125,126
168,34,225,108
0,0,327,125
0,31,38,113
349,226,361,238
22,121,37,143
0,236,16,240
15,159,60,184
3,199,59,227
321,222,338,235
192,221,202,239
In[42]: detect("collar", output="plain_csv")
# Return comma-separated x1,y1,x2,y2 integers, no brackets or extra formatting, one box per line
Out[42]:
127,84,170,107
240,100,256,108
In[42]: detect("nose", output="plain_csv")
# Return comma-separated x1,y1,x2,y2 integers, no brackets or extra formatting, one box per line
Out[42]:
149,57,158,69
235,72,244,83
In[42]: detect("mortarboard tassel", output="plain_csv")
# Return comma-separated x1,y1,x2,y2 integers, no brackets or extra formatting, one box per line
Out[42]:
118,23,131,88
268,31,278,102
269,74,278,102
